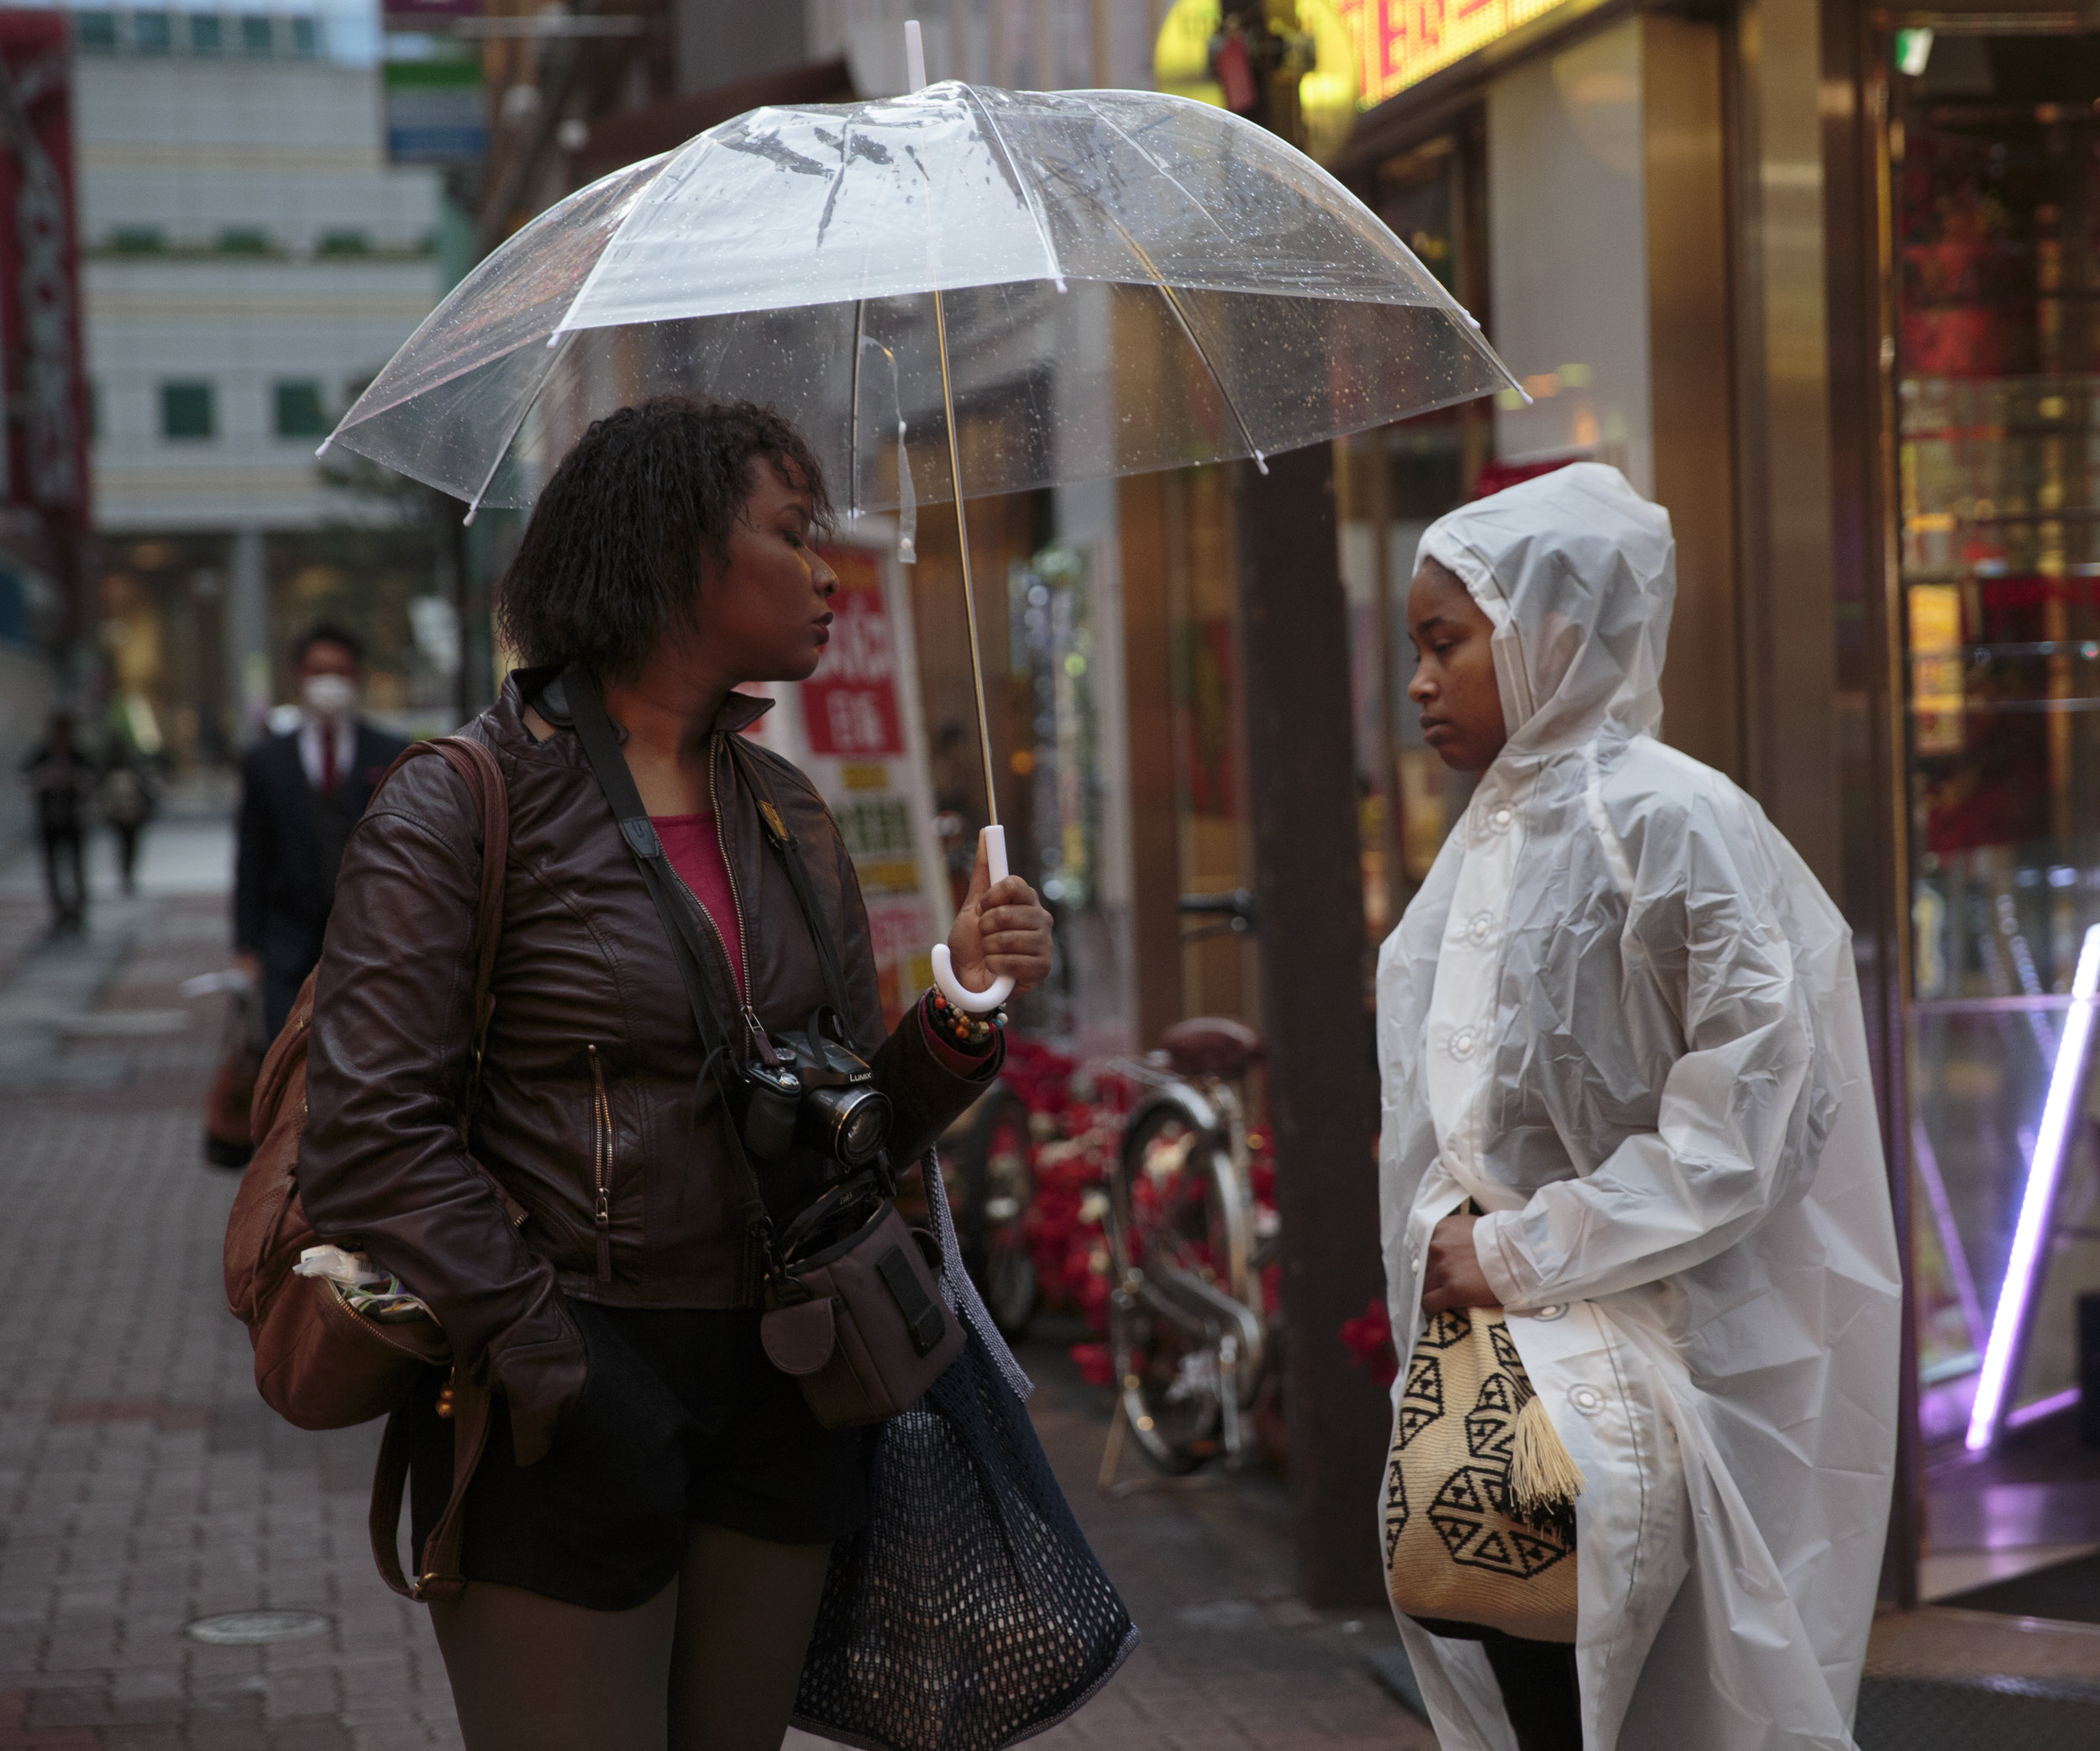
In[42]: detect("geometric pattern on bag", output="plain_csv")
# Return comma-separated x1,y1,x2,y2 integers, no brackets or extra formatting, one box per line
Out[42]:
1384,1303,1580,1643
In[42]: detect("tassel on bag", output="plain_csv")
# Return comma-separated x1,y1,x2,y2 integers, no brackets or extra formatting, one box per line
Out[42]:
1508,1393,1585,1517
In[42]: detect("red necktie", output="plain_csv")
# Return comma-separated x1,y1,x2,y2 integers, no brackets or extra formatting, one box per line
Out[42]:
320,731,339,797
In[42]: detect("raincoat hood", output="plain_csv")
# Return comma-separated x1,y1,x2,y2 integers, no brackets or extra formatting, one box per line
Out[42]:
1417,461,1673,751
1376,468,1900,1751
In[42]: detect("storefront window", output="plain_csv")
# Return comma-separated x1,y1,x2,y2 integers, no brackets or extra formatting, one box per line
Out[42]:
1337,131,1491,943
1893,29,2100,1444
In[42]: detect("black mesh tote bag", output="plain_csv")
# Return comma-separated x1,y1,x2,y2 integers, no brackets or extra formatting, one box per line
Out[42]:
791,1154,1138,1751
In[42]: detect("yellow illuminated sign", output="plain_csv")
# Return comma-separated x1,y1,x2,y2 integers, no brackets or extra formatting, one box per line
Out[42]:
1153,0,1360,163
1338,0,1578,108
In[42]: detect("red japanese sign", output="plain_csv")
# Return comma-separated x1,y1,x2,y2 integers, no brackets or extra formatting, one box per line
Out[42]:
0,12,87,527
801,547,906,758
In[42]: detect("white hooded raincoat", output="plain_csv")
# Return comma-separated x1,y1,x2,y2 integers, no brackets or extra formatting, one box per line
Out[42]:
1376,465,1901,1751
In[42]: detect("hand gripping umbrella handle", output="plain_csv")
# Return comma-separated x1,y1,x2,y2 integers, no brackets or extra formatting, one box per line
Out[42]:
932,826,1016,1014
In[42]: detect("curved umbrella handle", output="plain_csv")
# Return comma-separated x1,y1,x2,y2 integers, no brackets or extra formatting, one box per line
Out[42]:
932,825,1016,1014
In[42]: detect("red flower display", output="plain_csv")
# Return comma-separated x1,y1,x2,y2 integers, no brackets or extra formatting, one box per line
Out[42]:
1338,1296,1399,1391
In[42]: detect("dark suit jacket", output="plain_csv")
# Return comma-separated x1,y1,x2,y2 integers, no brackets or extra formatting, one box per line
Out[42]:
235,721,407,1034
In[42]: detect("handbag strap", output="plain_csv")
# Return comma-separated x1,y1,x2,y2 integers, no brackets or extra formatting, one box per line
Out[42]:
375,735,511,1106
560,670,780,1291
369,1377,491,1601
361,736,510,1600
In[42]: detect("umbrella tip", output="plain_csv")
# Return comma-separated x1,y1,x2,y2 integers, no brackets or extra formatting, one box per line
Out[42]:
905,19,927,92
1254,450,1268,476
313,436,333,458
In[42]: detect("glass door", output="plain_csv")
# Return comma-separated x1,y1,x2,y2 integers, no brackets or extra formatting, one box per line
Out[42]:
1893,25,2100,1454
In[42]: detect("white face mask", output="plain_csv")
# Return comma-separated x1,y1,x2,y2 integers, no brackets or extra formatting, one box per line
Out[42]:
302,673,358,720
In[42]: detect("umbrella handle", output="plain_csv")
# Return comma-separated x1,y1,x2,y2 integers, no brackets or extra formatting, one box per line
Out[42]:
931,825,1016,1014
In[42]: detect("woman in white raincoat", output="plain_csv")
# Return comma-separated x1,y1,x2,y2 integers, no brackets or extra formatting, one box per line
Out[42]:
1377,463,1901,1751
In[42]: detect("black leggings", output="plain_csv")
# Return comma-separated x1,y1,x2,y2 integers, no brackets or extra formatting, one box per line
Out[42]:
1415,1618,1581,1751
430,1519,832,1751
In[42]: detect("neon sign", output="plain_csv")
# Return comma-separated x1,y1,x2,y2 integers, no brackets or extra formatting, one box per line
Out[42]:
1338,0,1578,108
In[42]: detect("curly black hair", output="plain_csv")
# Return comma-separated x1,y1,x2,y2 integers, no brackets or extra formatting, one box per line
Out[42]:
496,397,832,681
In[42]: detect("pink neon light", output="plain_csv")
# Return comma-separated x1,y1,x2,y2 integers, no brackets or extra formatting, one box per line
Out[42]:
2004,1385,2080,1430
1966,923,2100,1453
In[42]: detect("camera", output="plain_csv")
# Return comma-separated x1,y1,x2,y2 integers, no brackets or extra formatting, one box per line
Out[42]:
735,1007,893,1173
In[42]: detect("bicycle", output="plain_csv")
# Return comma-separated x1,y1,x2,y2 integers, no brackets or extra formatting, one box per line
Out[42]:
1100,890,1278,1479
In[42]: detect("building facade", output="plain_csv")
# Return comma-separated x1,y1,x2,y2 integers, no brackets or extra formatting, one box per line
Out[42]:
74,7,446,760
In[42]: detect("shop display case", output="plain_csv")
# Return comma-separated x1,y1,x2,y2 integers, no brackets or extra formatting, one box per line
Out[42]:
1892,31,2100,1451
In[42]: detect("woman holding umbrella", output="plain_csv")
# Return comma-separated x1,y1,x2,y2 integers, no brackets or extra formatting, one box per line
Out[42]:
298,398,1057,1748
1377,465,1900,1750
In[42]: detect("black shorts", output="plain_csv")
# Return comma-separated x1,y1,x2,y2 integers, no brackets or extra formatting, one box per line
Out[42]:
409,1301,872,1612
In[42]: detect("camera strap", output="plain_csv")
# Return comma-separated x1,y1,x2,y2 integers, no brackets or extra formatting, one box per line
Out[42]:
721,733,861,1053
561,669,780,1293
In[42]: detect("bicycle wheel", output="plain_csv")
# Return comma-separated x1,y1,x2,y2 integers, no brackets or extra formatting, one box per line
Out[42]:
955,1086,1039,1338
1106,1092,1251,1473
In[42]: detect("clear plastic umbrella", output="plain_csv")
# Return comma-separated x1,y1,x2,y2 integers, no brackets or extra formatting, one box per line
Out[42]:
324,30,1519,1008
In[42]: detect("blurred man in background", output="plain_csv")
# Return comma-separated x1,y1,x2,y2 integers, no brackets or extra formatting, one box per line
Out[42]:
19,711,97,933
234,624,406,1040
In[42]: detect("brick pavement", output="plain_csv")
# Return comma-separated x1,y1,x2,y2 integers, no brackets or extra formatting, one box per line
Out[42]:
0,827,1431,1750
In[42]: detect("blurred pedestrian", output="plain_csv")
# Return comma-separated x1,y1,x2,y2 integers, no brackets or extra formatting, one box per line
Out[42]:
1377,466,1899,1751
20,710,95,932
234,623,406,1041
99,741,158,896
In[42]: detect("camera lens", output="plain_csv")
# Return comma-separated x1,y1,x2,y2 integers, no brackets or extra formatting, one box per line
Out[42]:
802,1085,893,1168
838,1096,890,1163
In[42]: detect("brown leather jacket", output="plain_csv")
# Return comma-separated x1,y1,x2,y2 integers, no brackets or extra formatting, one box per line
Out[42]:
298,673,998,1460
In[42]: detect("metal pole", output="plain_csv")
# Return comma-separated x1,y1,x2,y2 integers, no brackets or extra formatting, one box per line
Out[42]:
932,287,1000,829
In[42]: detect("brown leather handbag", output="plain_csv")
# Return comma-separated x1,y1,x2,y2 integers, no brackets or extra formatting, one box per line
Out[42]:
221,734,511,1599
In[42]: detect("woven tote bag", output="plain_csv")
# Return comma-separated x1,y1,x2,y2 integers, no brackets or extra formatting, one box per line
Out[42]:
790,1152,1137,1751
1383,1302,1583,1643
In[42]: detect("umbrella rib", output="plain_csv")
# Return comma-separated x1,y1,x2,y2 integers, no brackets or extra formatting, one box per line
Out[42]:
463,329,576,526
1022,129,1265,472
958,83,1066,293
1121,238,1267,475
1073,103,1237,249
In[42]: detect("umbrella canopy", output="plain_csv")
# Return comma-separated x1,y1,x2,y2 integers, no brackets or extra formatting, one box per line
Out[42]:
324,80,1519,519
328,70,1520,1012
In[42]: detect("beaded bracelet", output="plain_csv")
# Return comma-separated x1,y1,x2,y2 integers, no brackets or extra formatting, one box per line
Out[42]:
927,988,1005,1051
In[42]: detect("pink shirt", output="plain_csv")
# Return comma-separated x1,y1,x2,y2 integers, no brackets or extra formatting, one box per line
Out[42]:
653,808,993,1077
652,812,745,996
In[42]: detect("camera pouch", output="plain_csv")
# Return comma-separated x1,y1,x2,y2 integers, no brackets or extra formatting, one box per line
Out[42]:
760,1200,967,1428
